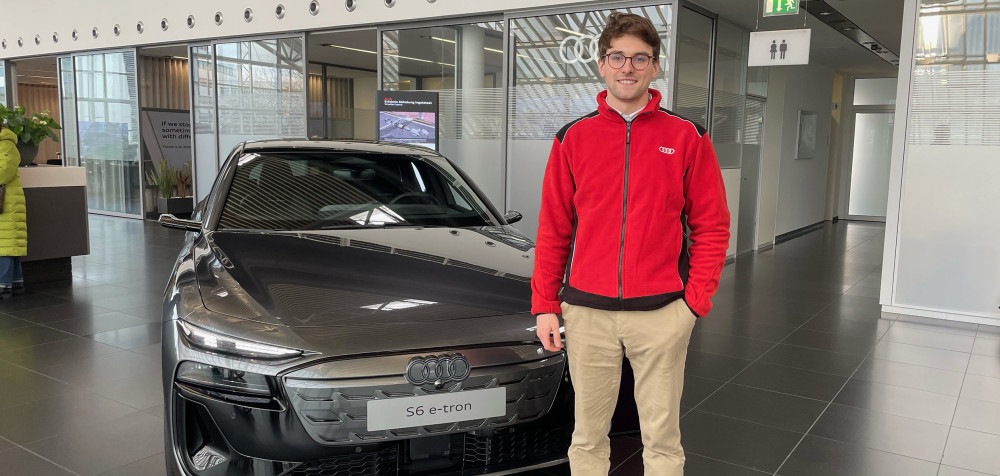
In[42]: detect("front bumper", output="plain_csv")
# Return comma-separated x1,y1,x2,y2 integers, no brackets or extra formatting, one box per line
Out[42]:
164,323,573,476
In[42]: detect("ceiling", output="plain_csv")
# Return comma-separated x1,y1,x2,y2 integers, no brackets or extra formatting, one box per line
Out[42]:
13,0,904,86
691,0,904,76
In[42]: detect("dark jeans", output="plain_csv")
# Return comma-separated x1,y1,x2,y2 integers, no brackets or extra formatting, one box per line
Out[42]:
0,256,23,288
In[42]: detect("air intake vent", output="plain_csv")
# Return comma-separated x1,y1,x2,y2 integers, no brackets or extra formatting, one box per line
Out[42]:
448,260,498,275
395,249,446,264
350,240,392,254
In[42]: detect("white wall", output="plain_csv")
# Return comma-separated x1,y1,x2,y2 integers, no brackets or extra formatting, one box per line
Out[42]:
0,0,599,60
758,63,835,239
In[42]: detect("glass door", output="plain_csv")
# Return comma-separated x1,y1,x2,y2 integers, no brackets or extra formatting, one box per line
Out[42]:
72,50,143,217
847,112,894,219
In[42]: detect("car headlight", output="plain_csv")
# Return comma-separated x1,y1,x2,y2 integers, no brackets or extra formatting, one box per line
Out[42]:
178,320,306,361
176,362,271,397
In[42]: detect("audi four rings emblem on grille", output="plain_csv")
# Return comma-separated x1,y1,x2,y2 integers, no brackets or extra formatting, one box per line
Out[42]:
405,354,472,386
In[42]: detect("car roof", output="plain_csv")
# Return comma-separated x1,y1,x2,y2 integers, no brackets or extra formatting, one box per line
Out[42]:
240,139,440,156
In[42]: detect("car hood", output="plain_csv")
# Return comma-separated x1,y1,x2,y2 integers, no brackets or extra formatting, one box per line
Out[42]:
194,227,535,333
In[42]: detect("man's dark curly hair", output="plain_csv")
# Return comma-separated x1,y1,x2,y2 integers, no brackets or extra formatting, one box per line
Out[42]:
598,12,661,62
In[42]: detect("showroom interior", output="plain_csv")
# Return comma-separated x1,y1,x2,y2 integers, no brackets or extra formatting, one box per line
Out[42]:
0,0,998,475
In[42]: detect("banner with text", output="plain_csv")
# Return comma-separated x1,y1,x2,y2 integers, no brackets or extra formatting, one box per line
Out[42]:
140,109,192,170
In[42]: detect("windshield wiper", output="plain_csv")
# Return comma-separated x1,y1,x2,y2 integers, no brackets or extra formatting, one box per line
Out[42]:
318,222,429,230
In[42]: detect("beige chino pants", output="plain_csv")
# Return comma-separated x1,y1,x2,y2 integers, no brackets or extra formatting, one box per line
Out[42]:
561,299,697,476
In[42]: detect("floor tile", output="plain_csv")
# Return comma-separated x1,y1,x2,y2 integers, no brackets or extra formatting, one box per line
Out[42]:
809,403,950,461
86,322,162,350
881,325,976,353
0,368,75,409
25,411,164,476
0,446,77,476
680,375,725,409
952,397,1000,436
0,325,76,352
607,435,643,473
834,378,958,425
0,390,137,444
731,361,847,401
37,350,159,390
681,453,770,475
687,331,775,361
871,340,970,373
90,370,164,412
694,318,796,343
967,354,1000,379
938,465,995,476
853,357,966,396
697,384,827,433
0,313,32,331
799,315,892,340
684,350,753,381
0,293,72,313
776,435,939,476
0,337,122,371
680,410,802,473
979,325,1000,338
781,328,878,355
894,315,980,336
98,453,168,476
972,336,1000,357
961,374,1000,405
9,302,115,325
44,311,152,337
758,344,866,377
941,428,1000,475
0,434,12,452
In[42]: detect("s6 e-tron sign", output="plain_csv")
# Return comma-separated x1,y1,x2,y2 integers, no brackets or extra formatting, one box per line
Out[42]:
376,90,439,151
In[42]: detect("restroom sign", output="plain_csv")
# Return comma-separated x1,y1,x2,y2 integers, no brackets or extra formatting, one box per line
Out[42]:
764,0,799,16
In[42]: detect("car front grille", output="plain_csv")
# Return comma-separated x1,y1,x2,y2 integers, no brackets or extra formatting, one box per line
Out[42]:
281,423,572,476
462,422,573,466
283,353,566,447
282,447,398,476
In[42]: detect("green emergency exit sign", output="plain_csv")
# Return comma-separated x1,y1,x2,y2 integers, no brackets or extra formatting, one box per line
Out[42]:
764,0,799,16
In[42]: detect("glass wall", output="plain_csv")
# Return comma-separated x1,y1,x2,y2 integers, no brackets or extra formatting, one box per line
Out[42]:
216,37,306,160
675,7,713,130
505,5,675,239
0,61,7,107
190,45,216,201
58,57,80,167
712,20,748,169
307,63,373,139
189,37,307,202
381,21,505,204
73,50,142,216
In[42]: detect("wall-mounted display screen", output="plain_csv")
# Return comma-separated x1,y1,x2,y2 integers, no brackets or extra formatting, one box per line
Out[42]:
376,90,439,150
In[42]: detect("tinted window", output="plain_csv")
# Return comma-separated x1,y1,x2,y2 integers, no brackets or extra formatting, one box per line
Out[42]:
218,151,496,230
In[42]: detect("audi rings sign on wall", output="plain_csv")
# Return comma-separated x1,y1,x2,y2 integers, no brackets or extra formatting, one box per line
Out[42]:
559,35,600,64
405,354,471,386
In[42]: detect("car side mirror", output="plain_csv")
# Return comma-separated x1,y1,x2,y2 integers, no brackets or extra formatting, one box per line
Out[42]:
159,214,201,232
504,210,523,224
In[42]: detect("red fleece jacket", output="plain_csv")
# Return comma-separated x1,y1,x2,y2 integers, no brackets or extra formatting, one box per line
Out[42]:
530,89,730,317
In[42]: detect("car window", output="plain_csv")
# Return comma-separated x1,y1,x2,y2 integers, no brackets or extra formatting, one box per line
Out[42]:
217,151,497,231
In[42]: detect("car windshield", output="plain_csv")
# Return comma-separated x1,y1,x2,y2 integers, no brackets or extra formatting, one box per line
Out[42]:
217,150,497,231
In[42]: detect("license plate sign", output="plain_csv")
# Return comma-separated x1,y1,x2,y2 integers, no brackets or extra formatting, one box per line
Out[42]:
366,388,506,431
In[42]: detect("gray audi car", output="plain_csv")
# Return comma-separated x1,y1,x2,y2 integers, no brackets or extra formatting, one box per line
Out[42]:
158,140,572,476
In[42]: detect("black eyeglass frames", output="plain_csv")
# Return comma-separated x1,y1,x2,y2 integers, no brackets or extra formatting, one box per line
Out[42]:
602,53,654,70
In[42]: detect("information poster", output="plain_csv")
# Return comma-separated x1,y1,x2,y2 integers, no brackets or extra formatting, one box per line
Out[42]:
376,91,439,150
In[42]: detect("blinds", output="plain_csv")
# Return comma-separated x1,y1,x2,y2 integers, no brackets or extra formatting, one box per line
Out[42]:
908,70,1000,146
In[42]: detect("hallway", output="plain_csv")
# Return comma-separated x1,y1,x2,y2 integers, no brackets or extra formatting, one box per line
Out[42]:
0,217,997,475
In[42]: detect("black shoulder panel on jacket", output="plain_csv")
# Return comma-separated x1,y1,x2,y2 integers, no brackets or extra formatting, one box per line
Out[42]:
556,111,600,143
658,108,707,137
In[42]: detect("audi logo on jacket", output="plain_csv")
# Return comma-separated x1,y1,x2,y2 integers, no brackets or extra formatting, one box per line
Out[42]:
530,89,730,318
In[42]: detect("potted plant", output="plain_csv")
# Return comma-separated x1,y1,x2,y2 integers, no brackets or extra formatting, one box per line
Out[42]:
155,159,193,216
0,105,62,167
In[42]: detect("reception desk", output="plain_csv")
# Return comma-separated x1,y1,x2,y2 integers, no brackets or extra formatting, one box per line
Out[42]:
19,166,90,282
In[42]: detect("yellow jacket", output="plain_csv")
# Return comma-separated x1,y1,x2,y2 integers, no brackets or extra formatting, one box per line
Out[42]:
0,129,27,256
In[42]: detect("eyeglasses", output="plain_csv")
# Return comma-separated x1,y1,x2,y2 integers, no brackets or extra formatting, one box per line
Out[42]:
602,53,654,70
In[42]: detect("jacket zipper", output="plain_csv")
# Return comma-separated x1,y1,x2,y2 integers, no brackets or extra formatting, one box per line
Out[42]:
618,121,632,309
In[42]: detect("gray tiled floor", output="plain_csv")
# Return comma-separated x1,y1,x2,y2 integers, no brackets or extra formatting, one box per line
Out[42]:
0,216,997,476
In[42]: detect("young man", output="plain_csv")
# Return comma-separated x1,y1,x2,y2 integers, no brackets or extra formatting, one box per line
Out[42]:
531,12,730,476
